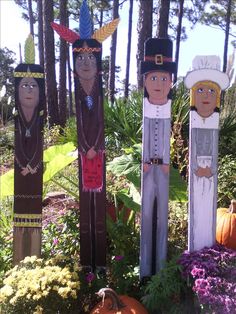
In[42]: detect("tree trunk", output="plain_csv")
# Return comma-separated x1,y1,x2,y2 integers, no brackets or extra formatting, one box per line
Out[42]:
137,0,153,89
124,0,133,98
223,0,232,73
43,0,60,127
59,0,68,127
28,0,34,37
174,0,184,84
108,0,119,104
157,0,170,38
37,0,44,67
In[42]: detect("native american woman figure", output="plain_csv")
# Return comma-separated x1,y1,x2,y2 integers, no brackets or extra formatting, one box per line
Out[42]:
140,38,176,278
52,0,119,270
13,35,45,265
184,56,229,252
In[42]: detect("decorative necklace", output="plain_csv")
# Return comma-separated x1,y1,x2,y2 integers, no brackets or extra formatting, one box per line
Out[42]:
79,75,98,110
18,107,38,138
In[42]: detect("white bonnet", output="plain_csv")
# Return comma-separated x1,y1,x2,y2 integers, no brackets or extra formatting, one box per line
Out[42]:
184,55,229,90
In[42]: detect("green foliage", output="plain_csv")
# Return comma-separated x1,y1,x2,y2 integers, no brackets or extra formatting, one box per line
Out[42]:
104,91,143,157
107,143,187,203
218,154,236,207
106,213,140,296
168,202,188,257
142,255,187,313
42,205,80,259
56,117,78,146
0,199,13,283
0,142,77,199
0,48,15,124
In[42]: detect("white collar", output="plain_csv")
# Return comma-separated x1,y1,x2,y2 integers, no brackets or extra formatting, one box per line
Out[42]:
144,98,171,119
190,110,219,129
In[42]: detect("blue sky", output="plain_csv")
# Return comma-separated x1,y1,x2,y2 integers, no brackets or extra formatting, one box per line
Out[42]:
0,0,235,86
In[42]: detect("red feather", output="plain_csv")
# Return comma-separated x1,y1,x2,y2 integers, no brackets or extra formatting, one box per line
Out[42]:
51,22,80,43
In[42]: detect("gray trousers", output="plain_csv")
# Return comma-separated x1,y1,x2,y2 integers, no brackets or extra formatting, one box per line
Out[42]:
140,164,169,278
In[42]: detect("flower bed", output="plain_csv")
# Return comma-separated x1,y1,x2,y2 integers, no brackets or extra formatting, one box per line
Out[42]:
179,244,236,314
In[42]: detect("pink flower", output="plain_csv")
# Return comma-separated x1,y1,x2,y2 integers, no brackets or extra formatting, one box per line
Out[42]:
86,272,96,283
53,238,59,246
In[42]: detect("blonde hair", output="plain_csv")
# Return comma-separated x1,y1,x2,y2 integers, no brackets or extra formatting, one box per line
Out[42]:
190,80,221,107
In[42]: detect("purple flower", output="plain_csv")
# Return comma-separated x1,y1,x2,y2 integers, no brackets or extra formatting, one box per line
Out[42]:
178,244,236,313
114,255,124,261
53,238,59,246
191,267,205,278
86,272,96,283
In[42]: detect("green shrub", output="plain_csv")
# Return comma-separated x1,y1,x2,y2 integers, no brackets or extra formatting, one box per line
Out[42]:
218,154,236,207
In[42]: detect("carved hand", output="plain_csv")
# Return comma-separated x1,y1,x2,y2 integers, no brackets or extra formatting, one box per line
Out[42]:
143,163,150,172
160,164,170,174
21,167,30,176
87,147,97,160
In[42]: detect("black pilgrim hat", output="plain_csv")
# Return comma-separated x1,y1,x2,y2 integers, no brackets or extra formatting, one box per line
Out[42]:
140,38,176,75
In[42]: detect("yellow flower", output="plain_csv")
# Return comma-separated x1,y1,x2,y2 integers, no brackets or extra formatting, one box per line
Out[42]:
0,284,14,297
33,305,44,314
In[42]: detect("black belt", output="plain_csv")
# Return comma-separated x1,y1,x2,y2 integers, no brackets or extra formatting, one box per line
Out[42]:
148,158,163,165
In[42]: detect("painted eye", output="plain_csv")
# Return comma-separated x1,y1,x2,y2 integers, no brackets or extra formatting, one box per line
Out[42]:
197,88,204,93
21,84,28,88
208,88,215,94
151,76,157,81
29,84,37,89
88,54,95,60
161,77,167,81
77,55,84,61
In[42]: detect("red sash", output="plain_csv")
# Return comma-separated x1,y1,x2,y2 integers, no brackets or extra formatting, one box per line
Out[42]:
80,151,104,192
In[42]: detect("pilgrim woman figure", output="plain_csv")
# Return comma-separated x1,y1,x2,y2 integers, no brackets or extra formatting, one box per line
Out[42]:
51,0,119,271
184,56,229,252
140,38,176,278
13,35,45,264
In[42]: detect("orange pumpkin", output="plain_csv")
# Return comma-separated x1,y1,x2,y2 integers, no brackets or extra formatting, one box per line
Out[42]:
90,288,148,314
216,200,236,250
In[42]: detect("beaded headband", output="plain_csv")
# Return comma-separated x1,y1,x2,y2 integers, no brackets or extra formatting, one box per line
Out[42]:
73,47,101,53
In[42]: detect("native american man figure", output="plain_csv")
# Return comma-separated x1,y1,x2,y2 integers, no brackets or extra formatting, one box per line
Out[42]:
52,0,119,271
13,35,45,265
184,56,229,252
140,38,176,278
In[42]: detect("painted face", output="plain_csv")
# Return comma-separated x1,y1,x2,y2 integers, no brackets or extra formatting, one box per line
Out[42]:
75,52,97,80
145,71,172,105
19,77,39,110
193,83,218,117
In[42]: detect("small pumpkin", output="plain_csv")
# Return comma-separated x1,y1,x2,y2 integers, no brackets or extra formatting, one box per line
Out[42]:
90,288,148,314
216,199,236,250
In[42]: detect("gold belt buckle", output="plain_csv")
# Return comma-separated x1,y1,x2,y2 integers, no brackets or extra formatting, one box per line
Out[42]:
155,54,163,65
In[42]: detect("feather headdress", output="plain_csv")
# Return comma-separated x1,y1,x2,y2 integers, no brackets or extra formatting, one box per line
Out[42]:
51,0,119,43
14,34,44,78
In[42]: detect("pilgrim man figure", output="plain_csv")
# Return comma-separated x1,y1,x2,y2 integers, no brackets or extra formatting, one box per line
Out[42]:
52,0,119,271
140,38,176,278
13,35,45,265
184,56,229,252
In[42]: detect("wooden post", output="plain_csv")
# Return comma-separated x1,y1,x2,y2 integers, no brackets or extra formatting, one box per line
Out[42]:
13,35,45,265
184,55,229,252
140,38,176,278
51,0,119,272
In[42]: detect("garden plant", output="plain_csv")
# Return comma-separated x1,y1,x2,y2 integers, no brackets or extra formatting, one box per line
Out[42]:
0,88,236,313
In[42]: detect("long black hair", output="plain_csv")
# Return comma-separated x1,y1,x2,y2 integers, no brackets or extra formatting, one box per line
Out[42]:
14,63,45,114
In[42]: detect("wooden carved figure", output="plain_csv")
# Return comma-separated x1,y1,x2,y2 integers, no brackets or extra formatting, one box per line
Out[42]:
140,38,176,278
13,35,45,265
51,0,119,271
184,56,229,252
